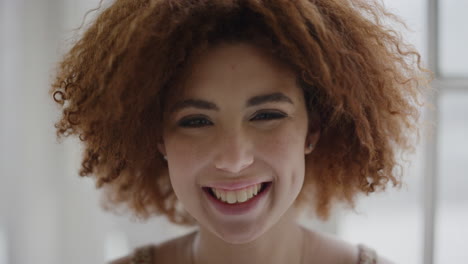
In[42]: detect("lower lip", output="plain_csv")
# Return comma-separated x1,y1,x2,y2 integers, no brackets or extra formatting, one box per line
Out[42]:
203,182,272,216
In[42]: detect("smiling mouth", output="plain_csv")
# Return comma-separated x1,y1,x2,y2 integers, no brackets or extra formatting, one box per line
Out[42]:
202,181,272,204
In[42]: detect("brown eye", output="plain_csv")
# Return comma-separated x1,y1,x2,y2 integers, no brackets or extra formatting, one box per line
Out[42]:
250,111,287,121
177,111,287,128
178,116,213,128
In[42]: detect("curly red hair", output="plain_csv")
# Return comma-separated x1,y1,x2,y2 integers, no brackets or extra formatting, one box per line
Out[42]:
50,0,430,225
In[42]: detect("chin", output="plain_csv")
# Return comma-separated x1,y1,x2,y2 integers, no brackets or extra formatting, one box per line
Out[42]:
210,221,269,245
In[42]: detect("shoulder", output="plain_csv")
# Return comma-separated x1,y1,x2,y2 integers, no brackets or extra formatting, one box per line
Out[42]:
357,244,396,264
108,244,154,264
302,227,395,264
108,255,132,264
303,227,359,263
107,230,197,264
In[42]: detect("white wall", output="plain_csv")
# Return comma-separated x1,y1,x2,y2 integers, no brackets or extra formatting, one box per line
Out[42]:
0,1,195,263
1,0,64,263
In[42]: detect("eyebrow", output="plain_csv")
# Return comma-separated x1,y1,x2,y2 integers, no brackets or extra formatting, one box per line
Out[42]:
169,92,294,113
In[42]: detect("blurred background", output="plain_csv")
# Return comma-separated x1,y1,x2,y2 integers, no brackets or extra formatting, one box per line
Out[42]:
0,0,467,263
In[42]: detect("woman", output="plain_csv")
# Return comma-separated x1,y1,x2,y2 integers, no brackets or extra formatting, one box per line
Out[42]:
50,0,430,263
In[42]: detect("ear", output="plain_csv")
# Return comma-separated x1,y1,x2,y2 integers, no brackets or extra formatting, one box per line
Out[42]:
305,112,320,155
304,129,320,155
157,137,167,157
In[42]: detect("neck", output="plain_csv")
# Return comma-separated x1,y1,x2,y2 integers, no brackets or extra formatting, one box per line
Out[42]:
190,208,306,264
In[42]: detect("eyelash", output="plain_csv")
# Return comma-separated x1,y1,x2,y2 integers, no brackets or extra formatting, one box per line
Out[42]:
177,111,288,128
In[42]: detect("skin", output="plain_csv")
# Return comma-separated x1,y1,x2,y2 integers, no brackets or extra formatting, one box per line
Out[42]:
157,42,322,264
108,41,396,264
110,41,394,264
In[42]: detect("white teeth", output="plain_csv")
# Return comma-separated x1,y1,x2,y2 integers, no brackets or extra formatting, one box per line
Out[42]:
218,189,225,201
210,183,263,204
237,189,248,203
246,186,253,198
226,192,237,204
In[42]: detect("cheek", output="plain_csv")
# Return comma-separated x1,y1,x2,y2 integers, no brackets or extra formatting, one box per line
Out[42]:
165,133,206,169
256,124,305,162
255,124,307,188
164,136,205,193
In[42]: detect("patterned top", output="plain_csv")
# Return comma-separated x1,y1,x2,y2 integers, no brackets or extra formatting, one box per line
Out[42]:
130,245,153,264
357,244,378,264
130,243,379,264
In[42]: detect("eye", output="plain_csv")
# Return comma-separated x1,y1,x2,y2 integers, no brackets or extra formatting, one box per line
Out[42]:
177,111,287,128
177,116,213,128
250,111,288,121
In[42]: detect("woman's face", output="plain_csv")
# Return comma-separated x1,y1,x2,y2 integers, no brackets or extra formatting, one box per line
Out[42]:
159,42,318,244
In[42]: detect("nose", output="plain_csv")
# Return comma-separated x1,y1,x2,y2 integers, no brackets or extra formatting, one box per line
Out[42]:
213,130,254,174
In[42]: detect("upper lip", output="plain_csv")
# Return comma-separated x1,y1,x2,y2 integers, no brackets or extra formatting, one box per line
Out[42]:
202,178,271,191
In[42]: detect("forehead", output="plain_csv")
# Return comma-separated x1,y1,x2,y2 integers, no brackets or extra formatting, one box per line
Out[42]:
178,42,300,99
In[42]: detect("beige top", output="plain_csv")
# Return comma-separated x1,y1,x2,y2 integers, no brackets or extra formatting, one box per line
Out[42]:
130,243,379,264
